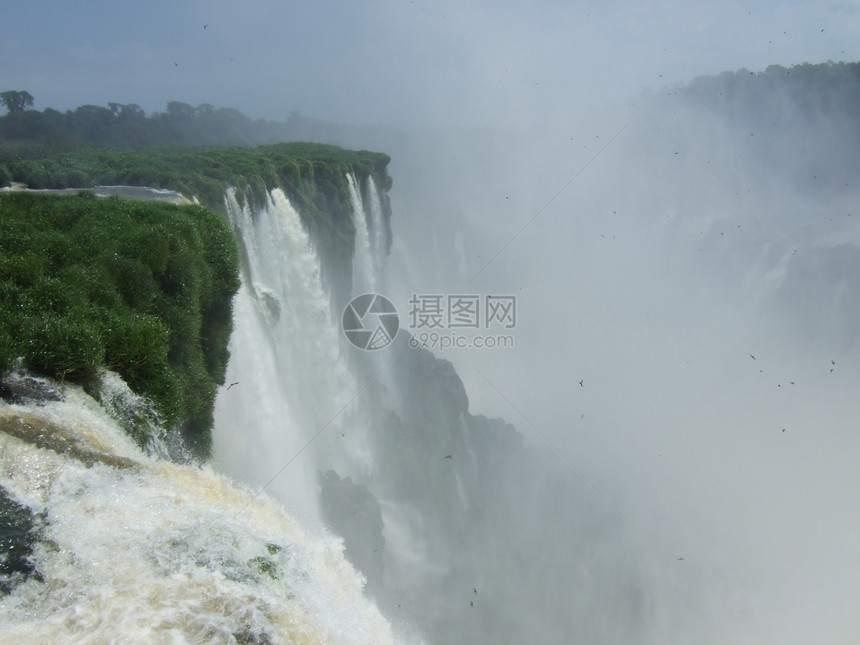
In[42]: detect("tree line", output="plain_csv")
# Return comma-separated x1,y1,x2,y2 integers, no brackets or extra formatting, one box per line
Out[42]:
680,61,860,126
674,61,860,191
0,96,340,153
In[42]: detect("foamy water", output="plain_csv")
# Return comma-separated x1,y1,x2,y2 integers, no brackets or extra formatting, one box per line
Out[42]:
0,372,396,645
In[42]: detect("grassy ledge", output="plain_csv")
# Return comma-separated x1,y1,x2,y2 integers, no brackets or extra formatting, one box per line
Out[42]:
0,191,240,459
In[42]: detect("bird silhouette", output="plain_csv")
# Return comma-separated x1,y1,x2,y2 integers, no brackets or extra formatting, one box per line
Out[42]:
444,455,452,459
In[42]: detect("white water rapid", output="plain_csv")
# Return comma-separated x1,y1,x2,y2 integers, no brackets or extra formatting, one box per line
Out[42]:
0,370,396,644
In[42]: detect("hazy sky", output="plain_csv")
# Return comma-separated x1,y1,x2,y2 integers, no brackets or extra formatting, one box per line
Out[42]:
2,0,858,125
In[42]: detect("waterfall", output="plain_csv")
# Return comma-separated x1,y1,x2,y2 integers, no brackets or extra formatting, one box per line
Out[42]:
0,371,396,645
208,175,635,644
211,179,396,536
347,172,379,295
212,187,361,527
366,175,387,274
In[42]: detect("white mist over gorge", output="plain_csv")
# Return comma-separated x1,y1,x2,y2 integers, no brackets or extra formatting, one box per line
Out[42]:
284,67,859,642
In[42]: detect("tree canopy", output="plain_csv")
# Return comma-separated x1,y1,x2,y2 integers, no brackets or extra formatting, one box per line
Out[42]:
0,97,343,149
0,90,34,114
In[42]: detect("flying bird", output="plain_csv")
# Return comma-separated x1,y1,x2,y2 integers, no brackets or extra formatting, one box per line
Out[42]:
444,455,452,459
226,382,239,390
579,379,583,387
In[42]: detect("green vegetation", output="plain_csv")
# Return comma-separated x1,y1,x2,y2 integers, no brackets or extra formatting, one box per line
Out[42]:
0,142,390,209
679,61,860,142
683,61,860,111
0,98,393,455
674,61,860,192
0,91,34,115
0,142,392,305
0,98,336,149
0,191,240,458
249,555,279,580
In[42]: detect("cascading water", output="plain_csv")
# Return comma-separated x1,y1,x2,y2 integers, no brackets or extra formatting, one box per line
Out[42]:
209,176,441,637
347,173,379,295
365,176,387,275
0,370,396,645
212,186,362,527
205,169,651,644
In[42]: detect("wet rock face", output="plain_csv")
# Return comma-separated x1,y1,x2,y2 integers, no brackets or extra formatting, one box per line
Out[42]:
0,373,64,406
0,411,139,469
318,470,385,597
0,487,41,596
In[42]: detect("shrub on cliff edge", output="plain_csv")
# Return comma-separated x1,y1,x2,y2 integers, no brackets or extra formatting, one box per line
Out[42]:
0,191,240,458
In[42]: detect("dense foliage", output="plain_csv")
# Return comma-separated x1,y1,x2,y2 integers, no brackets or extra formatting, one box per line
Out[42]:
0,91,34,115
0,142,392,306
0,100,333,149
0,142,390,207
681,61,860,118
0,192,240,457
677,61,860,149
668,61,860,192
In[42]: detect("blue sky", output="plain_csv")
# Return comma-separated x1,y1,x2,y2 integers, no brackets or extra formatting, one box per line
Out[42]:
2,0,858,125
